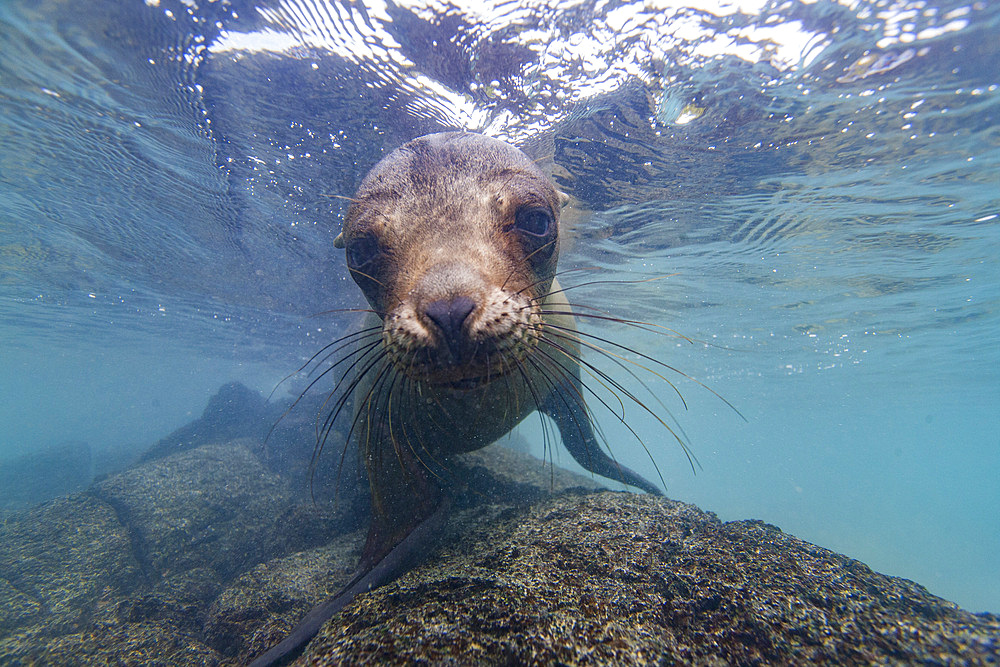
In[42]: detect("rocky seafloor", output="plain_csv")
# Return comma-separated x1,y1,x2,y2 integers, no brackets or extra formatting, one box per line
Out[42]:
1,383,997,665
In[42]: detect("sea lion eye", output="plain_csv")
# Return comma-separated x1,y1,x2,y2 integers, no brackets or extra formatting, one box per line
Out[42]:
514,207,553,237
346,234,381,269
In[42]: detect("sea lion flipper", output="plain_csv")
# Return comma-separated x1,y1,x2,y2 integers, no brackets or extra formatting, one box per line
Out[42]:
248,498,451,667
541,374,663,496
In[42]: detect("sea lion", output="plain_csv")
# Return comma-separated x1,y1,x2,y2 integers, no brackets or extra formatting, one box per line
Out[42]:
250,132,660,666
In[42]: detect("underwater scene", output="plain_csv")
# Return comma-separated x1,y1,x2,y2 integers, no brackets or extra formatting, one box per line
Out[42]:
1,0,998,663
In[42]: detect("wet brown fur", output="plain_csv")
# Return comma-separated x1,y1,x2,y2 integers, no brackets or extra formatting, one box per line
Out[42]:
337,133,580,568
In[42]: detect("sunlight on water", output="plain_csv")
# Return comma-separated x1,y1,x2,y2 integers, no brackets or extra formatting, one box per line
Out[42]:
1,0,998,614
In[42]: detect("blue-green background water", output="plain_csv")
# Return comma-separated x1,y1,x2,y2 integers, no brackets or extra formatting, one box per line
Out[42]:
1,0,997,614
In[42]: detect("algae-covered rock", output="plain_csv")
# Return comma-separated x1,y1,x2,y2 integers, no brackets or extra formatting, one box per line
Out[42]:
204,530,364,659
14,621,221,666
2,415,997,666
137,382,372,516
210,444,601,662
0,493,142,636
301,492,1000,665
91,440,297,581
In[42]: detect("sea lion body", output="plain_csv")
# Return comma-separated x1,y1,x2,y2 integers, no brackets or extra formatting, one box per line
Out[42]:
339,132,659,568
251,132,658,665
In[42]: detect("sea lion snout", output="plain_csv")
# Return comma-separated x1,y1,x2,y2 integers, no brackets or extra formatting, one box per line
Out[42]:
423,295,477,361
383,278,537,386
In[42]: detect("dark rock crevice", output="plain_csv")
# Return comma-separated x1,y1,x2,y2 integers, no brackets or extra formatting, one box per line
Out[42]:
86,485,159,587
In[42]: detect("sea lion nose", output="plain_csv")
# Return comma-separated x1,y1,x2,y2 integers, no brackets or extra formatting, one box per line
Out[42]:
423,296,476,358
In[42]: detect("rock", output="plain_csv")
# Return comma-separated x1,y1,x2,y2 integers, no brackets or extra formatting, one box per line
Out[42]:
206,445,602,662
137,382,371,515
139,382,274,463
204,531,364,659
299,492,1000,665
0,494,142,637
1,423,997,666
16,621,220,666
0,437,355,664
92,440,314,582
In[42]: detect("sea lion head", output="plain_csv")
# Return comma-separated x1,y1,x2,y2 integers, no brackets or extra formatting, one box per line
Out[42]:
336,132,561,390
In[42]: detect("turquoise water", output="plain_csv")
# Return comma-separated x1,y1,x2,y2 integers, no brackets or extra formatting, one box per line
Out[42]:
1,0,997,615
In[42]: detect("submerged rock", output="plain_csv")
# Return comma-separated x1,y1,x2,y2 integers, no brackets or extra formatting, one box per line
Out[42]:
302,492,999,665
137,381,371,514
0,422,997,665
92,441,298,581
0,493,141,637
139,382,275,463
0,438,353,664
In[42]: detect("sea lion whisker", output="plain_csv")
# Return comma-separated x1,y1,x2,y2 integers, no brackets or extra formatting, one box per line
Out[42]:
533,337,626,421
320,193,392,223
505,265,598,297
307,329,385,379
545,322,745,422
498,237,558,293
552,303,745,353
533,274,678,302
396,376,449,484
411,387,455,482
387,354,460,477
310,339,384,436
530,340,676,484
492,164,534,198
328,357,396,508
348,266,388,289
536,308,696,344
499,355,517,425
310,353,387,482
382,368,447,487
355,359,396,475
263,336,384,456
505,265,601,295
542,326,689,414
521,236,558,266
267,326,382,400
307,307,380,319
511,358,557,477
318,193,360,204
470,357,501,432
379,368,409,478
540,327,693,446
310,348,388,478
310,357,388,506
528,336,662,480
520,352,596,478
526,349,647,491
535,332,694,472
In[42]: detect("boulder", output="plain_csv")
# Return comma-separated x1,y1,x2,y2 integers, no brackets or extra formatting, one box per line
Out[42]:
299,491,1000,665
1,421,997,666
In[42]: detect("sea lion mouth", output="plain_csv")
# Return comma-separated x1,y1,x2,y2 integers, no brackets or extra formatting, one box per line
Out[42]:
395,354,516,389
439,375,494,391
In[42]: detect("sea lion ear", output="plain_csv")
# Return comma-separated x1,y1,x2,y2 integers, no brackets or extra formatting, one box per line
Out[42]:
333,232,345,248
558,190,569,209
